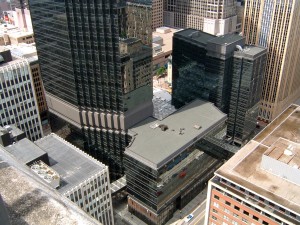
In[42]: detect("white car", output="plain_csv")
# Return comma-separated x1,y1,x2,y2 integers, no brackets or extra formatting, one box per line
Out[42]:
184,214,194,223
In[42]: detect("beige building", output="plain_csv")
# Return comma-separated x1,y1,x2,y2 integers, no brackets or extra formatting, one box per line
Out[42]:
152,27,178,74
242,0,300,123
205,104,300,225
153,0,163,29
163,0,237,35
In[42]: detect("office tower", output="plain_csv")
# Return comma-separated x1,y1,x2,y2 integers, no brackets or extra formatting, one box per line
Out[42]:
126,1,152,45
29,0,153,178
153,0,163,29
227,47,267,144
172,29,266,144
9,44,49,131
163,0,237,35
243,0,300,123
204,104,300,225
0,48,43,141
125,100,227,225
0,125,114,225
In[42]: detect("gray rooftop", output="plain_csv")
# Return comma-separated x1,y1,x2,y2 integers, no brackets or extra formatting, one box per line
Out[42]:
6,138,47,165
35,134,107,194
216,104,300,215
125,99,227,170
174,29,215,45
234,46,267,60
0,148,100,225
208,33,244,45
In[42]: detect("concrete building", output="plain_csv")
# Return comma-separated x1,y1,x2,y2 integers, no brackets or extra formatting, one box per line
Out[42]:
0,23,34,45
152,27,178,73
205,104,300,225
163,0,237,35
243,0,300,123
8,44,48,127
125,100,227,225
0,125,114,225
0,48,43,141
0,145,102,225
153,0,163,29
126,1,152,46
172,29,266,144
29,0,154,178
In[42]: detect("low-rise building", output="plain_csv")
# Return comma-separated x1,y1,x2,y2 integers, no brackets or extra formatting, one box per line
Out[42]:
205,104,300,225
152,27,179,74
0,126,114,225
125,99,227,225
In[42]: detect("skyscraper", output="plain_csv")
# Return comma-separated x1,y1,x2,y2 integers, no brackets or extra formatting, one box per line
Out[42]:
29,0,153,178
0,48,43,141
243,0,300,122
172,29,266,144
163,0,238,35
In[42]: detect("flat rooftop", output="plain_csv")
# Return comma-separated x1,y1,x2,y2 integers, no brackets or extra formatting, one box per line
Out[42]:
125,99,227,170
152,27,179,57
6,139,47,165
174,29,215,46
208,33,244,46
0,148,100,225
35,134,107,194
216,104,300,214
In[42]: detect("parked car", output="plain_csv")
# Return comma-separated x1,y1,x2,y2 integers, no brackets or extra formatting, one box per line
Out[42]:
184,214,194,223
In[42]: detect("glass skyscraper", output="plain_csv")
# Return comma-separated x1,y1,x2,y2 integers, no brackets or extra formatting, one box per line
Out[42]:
172,29,266,145
29,0,153,178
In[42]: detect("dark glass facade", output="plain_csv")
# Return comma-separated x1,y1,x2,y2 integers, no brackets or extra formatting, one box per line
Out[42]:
172,29,266,144
125,143,223,225
29,0,153,178
171,31,242,114
227,49,267,144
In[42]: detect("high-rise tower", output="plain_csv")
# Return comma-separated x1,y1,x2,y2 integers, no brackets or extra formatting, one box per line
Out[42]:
29,0,153,178
163,0,238,35
243,0,300,122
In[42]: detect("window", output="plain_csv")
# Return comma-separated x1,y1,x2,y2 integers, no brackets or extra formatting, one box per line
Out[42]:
242,218,248,223
243,210,249,216
212,215,217,221
234,206,240,211
253,215,258,221
232,221,238,225
223,215,229,221
262,221,268,225
214,195,220,200
213,202,219,208
224,208,230,214
213,209,218,213
225,201,231,206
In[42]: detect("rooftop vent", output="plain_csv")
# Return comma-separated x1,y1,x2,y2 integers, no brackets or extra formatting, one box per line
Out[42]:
193,125,202,130
159,124,168,131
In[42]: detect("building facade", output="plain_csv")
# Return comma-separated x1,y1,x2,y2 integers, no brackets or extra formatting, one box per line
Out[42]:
0,49,43,141
227,46,267,145
153,0,163,29
205,104,300,225
125,100,227,225
29,0,153,178
163,0,237,35
242,0,300,122
172,29,266,144
126,1,152,45
8,44,49,128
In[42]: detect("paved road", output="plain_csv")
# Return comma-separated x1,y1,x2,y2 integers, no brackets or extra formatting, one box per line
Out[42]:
189,199,207,225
